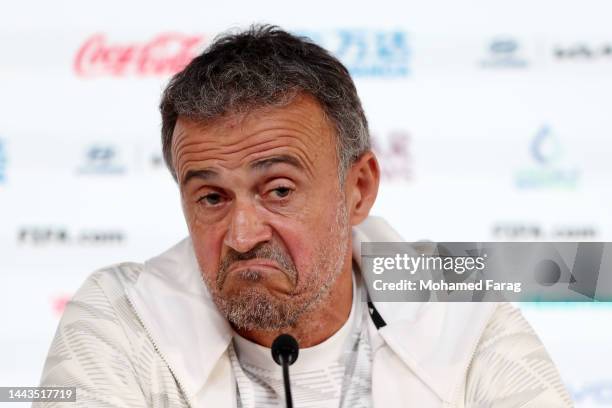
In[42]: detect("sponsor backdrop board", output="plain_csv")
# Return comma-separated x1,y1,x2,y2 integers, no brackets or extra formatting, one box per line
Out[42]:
1,1,611,406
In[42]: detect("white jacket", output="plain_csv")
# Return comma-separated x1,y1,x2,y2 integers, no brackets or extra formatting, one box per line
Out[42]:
35,216,573,407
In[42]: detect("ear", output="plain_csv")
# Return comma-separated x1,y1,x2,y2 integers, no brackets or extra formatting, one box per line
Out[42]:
345,150,380,226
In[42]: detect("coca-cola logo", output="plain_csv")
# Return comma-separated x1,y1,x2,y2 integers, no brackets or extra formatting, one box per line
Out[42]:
74,33,207,77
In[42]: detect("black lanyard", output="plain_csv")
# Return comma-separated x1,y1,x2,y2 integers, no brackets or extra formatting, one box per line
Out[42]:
367,299,386,330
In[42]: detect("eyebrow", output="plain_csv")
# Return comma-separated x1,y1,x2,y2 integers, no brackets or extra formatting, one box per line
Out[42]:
249,154,304,172
181,168,219,187
181,154,304,187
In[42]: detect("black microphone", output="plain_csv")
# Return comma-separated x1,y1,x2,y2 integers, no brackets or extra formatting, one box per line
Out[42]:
271,334,299,408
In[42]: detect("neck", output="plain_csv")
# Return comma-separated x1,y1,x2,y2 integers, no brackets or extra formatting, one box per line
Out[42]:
234,259,353,348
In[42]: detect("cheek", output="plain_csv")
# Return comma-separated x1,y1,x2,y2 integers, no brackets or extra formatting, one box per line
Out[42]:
189,219,226,281
181,195,225,277
271,207,341,279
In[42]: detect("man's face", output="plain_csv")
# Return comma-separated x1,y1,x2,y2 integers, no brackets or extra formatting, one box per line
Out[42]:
171,94,351,330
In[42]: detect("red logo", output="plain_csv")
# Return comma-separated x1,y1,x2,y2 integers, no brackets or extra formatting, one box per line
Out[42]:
74,33,206,77
51,294,72,317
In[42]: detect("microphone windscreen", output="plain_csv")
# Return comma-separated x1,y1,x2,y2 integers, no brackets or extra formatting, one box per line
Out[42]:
271,334,299,366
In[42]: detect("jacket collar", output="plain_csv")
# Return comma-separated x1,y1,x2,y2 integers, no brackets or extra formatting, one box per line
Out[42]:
125,237,232,400
352,217,497,403
126,216,496,404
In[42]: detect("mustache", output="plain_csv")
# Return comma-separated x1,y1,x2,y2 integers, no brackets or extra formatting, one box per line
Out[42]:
217,242,298,289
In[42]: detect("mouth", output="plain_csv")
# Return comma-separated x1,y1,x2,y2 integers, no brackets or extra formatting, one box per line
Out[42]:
219,259,296,290
227,259,283,275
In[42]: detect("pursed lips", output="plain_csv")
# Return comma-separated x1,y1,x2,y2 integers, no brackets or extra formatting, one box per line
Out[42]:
228,259,283,275
220,258,298,288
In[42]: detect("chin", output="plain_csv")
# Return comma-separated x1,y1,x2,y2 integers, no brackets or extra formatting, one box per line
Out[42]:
219,286,301,330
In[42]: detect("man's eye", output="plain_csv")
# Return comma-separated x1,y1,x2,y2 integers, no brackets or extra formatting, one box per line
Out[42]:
270,187,292,198
198,193,223,206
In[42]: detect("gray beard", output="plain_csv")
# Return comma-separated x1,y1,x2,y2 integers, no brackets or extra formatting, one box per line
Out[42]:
204,199,349,331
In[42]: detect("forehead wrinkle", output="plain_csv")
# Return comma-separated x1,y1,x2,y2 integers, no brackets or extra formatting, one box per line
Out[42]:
180,140,316,182
173,93,334,161
175,130,320,181
241,115,331,150
174,139,217,183
176,123,316,155
173,132,245,182
179,160,219,186
224,132,315,164
172,128,204,176
236,141,316,180
176,132,309,164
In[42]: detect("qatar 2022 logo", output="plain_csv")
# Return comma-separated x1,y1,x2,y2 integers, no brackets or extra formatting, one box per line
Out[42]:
298,29,411,77
515,125,581,189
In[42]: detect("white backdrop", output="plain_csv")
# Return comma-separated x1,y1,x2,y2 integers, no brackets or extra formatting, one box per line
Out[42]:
1,1,612,406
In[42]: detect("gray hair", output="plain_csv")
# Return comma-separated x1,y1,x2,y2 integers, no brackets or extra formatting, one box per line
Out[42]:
160,24,370,183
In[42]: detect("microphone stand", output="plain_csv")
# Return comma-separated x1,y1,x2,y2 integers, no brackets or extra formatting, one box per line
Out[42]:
279,353,294,408
271,334,299,408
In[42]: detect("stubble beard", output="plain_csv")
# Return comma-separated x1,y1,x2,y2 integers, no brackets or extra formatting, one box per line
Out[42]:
202,199,349,331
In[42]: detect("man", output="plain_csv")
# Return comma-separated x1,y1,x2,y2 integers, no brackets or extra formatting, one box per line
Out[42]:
37,25,573,407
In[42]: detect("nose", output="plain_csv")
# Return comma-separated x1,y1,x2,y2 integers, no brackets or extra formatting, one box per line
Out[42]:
224,198,272,253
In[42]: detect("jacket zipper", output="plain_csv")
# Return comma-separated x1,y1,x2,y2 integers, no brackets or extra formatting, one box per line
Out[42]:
125,293,197,408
